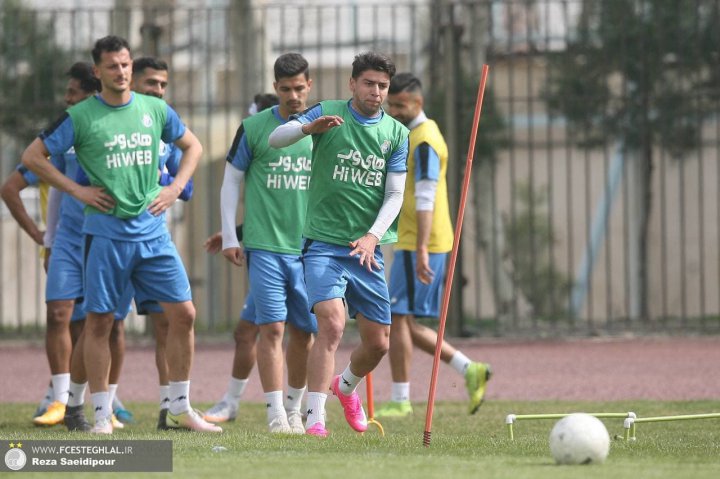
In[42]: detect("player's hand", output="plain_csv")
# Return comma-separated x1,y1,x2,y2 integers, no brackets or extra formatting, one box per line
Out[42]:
204,232,223,254
222,246,245,267
349,233,380,272
74,185,115,213
32,229,45,247
43,247,51,273
416,248,434,285
303,115,343,135
148,185,181,215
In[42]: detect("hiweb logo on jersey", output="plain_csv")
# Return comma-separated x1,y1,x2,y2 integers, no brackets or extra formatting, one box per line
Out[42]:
1,440,172,472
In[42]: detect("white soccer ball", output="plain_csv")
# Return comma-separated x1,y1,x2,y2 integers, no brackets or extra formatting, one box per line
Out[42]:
549,413,610,465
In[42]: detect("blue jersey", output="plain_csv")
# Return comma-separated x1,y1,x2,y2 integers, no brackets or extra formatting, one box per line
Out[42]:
50,148,86,247
158,141,193,201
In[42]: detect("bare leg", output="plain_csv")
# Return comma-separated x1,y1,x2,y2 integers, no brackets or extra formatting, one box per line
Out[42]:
151,312,170,385
46,300,75,374
108,320,125,385
348,313,390,377
160,301,195,382
307,298,346,392
286,323,313,389
70,328,87,384
83,312,115,393
388,313,414,382
232,319,258,379
408,317,456,363
256,322,285,392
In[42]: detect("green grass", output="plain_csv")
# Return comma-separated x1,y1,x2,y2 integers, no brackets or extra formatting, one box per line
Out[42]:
2,400,720,478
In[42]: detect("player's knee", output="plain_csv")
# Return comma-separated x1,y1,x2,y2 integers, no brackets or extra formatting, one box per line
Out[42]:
365,335,390,358
46,303,73,330
234,322,257,346
259,323,284,343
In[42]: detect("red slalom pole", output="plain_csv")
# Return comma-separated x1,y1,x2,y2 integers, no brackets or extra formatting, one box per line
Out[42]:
423,64,490,447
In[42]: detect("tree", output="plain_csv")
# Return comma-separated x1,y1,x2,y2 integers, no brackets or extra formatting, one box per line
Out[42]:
543,0,720,320
0,0,70,149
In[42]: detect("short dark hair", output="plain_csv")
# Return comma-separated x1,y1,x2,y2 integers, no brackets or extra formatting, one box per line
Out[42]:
91,35,131,64
389,72,422,95
351,52,396,79
133,57,168,75
274,53,309,81
67,62,100,93
254,93,279,111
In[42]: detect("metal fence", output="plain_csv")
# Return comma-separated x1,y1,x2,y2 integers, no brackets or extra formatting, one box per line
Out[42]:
1,0,719,337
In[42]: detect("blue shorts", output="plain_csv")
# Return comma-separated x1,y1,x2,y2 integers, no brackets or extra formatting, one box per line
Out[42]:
135,298,164,316
389,250,447,318
246,249,316,334
82,233,191,314
47,237,131,321
302,240,391,325
240,292,256,323
46,237,86,321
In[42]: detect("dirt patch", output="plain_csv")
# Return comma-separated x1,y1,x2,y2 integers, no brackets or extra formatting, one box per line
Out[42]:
2,337,719,404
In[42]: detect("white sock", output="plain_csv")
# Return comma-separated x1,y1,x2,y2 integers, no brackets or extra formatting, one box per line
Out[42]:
67,382,87,408
108,384,118,412
264,391,285,421
168,381,191,415
51,373,71,404
91,391,111,422
222,377,248,407
391,382,410,402
449,351,472,376
285,385,305,412
159,385,170,410
305,392,327,427
42,382,54,405
338,364,363,395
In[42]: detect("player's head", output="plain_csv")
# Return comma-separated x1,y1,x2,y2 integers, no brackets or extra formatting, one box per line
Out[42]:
273,53,312,118
249,93,279,115
386,72,423,126
349,52,396,117
65,62,100,107
91,35,132,95
132,57,169,99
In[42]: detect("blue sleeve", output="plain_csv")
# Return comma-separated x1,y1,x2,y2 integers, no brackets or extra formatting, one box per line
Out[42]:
225,124,253,171
75,167,90,186
387,137,409,173
159,172,194,201
39,114,75,156
15,164,39,186
290,103,323,124
161,105,186,144
50,154,67,174
414,142,440,182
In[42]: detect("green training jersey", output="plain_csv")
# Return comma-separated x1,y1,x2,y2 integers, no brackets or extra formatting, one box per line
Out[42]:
67,94,167,218
242,108,313,254
303,100,409,246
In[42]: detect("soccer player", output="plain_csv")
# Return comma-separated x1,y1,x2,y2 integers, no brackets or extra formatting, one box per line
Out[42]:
2,62,129,428
129,56,194,430
22,35,219,434
208,53,316,434
269,51,409,437
376,73,492,418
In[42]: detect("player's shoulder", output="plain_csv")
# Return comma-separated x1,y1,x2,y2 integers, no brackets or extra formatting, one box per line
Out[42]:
133,92,167,111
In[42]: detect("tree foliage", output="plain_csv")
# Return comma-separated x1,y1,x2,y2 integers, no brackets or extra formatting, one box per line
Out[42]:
544,0,720,156
0,0,70,147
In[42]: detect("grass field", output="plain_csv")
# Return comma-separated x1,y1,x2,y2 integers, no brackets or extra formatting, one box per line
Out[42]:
1,400,719,478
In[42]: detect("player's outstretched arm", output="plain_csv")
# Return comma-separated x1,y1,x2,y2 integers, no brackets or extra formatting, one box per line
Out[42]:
268,116,343,148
